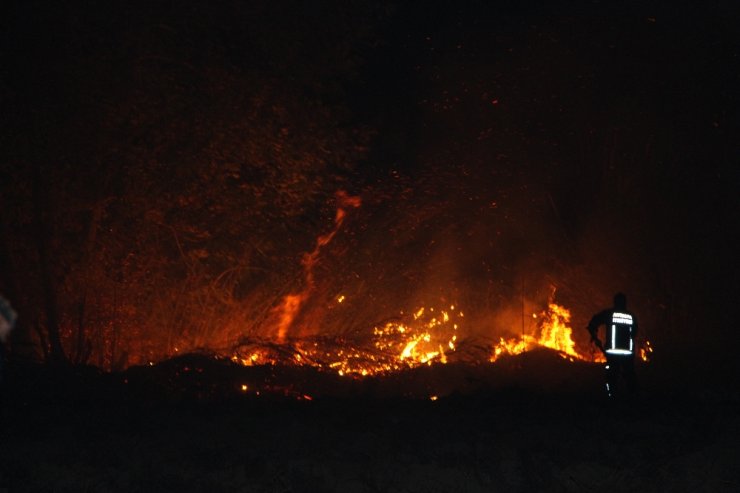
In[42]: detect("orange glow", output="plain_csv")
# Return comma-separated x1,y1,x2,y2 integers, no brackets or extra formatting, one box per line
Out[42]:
640,340,654,362
274,293,308,342
271,191,361,342
491,335,536,361
537,303,579,359
490,302,599,362
229,297,651,380
231,303,462,377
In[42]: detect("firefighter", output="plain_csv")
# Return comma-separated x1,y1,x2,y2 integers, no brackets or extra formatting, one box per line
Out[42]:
587,292,637,397
0,295,17,385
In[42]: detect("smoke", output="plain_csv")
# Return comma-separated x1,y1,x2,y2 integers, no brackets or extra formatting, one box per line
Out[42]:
268,191,362,342
256,167,582,351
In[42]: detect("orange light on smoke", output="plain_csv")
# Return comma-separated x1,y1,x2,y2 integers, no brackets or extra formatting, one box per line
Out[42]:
271,191,361,342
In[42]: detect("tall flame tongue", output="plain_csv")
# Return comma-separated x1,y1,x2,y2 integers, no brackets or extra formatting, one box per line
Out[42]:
491,298,599,362
273,191,361,342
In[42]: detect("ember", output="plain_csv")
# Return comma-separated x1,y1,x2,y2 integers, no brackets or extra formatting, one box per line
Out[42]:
230,303,462,377
228,292,653,381
640,340,654,362
373,305,460,368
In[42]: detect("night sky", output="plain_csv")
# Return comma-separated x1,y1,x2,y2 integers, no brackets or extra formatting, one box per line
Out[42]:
1,0,739,371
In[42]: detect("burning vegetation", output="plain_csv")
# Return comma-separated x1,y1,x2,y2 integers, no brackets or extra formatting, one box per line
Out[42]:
224,194,652,379
228,296,652,381
492,302,601,363
230,303,463,377
8,174,655,378
218,192,652,381
1,0,662,382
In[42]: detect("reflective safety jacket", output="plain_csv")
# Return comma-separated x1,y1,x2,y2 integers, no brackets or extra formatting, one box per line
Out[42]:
588,309,638,356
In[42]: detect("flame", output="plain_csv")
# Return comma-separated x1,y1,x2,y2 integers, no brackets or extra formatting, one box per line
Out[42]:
491,335,536,361
537,303,580,359
274,293,308,343
230,351,266,367
489,302,654,365
271,191,361,342
491,302,594,362
367,304,460,371
232,303,462,377
232,295,652,382
640,340,653,362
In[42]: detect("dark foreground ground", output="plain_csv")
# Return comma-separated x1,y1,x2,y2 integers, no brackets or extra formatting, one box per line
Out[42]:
1,353,738,493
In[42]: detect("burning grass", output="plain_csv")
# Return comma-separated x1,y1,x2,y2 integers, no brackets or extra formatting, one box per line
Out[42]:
491,302,605,363
227,300,647,382
231,303,464,377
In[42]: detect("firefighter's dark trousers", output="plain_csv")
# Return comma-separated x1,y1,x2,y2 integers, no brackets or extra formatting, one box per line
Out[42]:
605,353,636,397
0,343,4,388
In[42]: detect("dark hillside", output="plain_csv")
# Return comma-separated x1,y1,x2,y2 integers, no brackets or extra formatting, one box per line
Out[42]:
1,354,738,492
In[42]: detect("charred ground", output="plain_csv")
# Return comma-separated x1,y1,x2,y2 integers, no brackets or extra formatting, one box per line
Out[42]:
1,352,739,492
